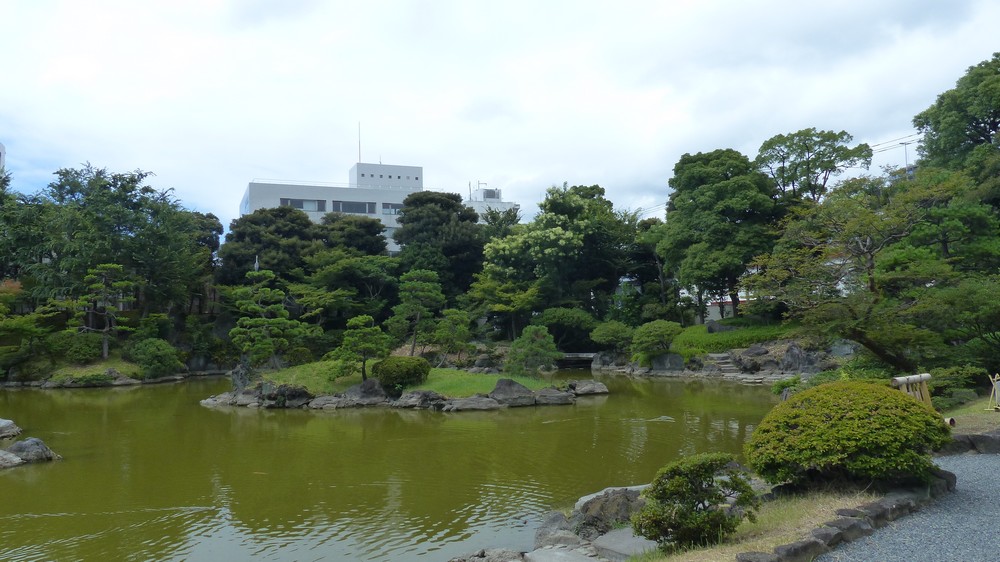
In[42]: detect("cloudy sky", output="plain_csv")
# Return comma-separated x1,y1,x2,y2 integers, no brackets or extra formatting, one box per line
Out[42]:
1,0,997,228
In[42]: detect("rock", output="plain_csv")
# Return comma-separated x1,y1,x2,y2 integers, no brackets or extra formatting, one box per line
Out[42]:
473,354,499,369
489,378,536,407
829,339,860,358
772,538,829,561
591,527,659,561
391,390,446,409
566,380,609,395
449,548,525,562
261,384,314,409
591,351,629,371
533,511,576,549
308,395,357,409
442,396,502,411
200,392,237,407
649,353,685,371
939,434,975,454
570,488,644,540
234,390,261,407
344,379,388,405
968,429,1000,454
5,437,62,463
0,418,22,440
229,364,254,392
745,343,769,356
533,388,575,406
0,449,26,469
929,467,957,494
705,319,736,333
524,549,596,561
822,517,874,542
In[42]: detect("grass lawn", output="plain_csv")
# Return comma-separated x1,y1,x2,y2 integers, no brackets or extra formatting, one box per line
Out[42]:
944,395,1000,434
410,368,550,397
630,490,878,562
48,355,141,383
261,361,552,398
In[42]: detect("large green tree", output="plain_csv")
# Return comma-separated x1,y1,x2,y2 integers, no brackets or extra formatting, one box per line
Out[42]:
329,314,392,381
914,52,1000,170
394,191,483,300
217,206,324,285
227,270,320,369
661,149,779,319
755,128,872,203
387,269,446,356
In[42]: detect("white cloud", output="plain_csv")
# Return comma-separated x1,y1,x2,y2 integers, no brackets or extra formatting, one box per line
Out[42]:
1,0,997,226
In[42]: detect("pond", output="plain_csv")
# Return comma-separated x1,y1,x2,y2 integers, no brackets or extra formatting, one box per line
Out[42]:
0,372,777,561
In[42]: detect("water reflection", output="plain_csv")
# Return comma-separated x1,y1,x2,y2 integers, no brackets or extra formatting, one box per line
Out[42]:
1,373,777,561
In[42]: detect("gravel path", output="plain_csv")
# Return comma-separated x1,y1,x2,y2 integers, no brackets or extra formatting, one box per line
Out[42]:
816,454,1000,562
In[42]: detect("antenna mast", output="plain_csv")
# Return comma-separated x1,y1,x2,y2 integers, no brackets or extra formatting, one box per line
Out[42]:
358,122,361,162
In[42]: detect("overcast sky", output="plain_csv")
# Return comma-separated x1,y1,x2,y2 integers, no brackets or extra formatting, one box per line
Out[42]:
2,0,997,228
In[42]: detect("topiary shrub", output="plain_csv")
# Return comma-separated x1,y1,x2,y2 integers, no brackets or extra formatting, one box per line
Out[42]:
631,452,759,550
54,332,104,365
372,356,431,397
631,320,683,366
128,338,185,379
504,325,562,375
746,381,951,486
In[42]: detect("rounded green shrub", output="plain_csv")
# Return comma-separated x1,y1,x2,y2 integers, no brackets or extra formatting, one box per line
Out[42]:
746,381,951,486
372,356,431,396
128,338,185,379
631,452,758,549
504,325,562,375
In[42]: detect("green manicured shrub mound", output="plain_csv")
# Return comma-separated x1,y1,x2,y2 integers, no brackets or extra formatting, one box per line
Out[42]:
631,452,759,549
47,331,104,365
746,381,951,486
127,338,185,379
670,323,796,358
372,356,431,395
504,325,562,375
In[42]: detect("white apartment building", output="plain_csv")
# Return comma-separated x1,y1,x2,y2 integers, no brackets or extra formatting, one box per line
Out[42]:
240,163,423,253
0,142,6,170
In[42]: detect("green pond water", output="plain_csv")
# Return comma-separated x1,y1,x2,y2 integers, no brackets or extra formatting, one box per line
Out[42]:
0,373,777,561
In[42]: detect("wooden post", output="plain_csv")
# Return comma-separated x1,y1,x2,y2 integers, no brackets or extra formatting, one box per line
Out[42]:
987,373,1000,412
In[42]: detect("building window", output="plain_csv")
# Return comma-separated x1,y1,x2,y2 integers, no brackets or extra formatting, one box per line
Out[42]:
415,177,419,180
379,174,383,178
280,198,326,212
361,173,365,177
332,201,376,214
382,202,404,215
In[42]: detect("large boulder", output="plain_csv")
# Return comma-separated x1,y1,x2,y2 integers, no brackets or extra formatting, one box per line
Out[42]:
705,319,736,333
591,351,629,371
489,378,536,407
261,384,314,409
5,437,62,463
0,418,22,440
569,487,645,540
200,392,237,407
442,396,502,412
533,511,583,549
649,353,685,371
448,549,524,562
391,390,446,409
344,379,389,406
566,380,609,396
0,450,25,469
308,395,357,409
533,387,575,405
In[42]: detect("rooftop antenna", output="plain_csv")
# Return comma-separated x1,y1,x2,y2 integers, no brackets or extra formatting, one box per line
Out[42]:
358,122,361,163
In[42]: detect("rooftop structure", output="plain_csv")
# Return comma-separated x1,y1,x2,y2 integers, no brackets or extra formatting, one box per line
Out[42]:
240,163,424,253
463,185,519,222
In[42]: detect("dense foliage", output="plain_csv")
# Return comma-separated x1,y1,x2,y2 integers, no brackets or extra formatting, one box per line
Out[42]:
632,452,759,549
371,356,431,396
2,53,999,388
746,382,951,485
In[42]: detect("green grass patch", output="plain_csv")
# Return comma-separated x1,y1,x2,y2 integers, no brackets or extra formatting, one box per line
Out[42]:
262,360,359,395
411,368,551,398
263,361,552,398
632,490,878,562
48,355,141,384
943,395,1000,434
670,323,798,358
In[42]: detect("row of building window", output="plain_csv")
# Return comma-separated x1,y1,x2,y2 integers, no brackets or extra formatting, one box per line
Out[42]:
280,199,405,216
359,173,418,180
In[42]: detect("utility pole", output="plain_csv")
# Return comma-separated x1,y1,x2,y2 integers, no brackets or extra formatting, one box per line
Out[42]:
900,141,914,178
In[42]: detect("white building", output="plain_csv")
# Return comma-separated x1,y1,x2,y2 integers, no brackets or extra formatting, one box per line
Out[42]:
0,142,6,170
240,163,423,253
463,186,519,221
